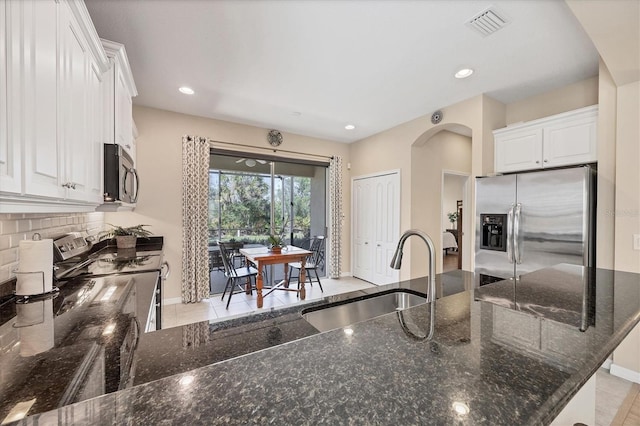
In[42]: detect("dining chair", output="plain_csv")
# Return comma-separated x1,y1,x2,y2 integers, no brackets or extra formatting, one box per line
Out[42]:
219,242,258,309
287,236,324,292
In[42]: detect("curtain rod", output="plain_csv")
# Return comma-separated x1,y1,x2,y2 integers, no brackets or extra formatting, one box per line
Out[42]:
208,139,334,161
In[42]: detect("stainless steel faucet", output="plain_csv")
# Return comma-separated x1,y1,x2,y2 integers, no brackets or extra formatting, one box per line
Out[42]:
390,229,436,302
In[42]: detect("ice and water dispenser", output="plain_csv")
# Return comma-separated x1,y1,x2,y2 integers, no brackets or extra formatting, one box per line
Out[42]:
480,214,507,252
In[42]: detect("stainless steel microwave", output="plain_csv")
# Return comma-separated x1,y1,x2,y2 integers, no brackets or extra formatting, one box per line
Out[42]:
104,144,139,204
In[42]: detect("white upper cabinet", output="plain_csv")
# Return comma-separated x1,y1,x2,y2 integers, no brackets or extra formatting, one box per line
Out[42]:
102,39,138,163
1,0,109,212
494,106,598,174
19,0,66,200
494,127,544,173
59,1,91,201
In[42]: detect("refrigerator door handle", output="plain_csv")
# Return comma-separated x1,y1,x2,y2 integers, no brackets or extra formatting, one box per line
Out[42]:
507,204,515,264
514,203,522,264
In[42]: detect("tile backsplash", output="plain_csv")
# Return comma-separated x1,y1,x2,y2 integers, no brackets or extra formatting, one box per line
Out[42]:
0,212,104,283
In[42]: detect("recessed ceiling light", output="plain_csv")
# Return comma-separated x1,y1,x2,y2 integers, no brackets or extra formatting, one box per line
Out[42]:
454,68,474,79
345,124,356,130
179,86,195,95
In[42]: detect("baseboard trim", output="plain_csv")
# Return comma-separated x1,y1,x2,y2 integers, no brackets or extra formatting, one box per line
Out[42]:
340,271,352,278
163,297,182,305
601,358,613,370
610,363,640,384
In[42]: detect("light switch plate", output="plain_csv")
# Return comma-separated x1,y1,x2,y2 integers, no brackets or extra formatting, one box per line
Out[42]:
634,234,640,251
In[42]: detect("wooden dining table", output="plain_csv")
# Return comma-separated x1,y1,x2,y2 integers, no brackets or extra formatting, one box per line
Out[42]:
239,245,312,309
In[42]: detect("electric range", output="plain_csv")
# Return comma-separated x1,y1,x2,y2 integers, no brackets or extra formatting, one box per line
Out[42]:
53,233,165,282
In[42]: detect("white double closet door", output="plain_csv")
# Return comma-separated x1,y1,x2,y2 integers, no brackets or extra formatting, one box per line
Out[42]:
352,171,400,285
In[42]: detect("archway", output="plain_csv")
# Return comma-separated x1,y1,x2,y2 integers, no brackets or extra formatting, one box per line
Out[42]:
409,123,473,278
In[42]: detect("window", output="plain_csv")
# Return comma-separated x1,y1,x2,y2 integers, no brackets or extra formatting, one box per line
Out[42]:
208,152,327,291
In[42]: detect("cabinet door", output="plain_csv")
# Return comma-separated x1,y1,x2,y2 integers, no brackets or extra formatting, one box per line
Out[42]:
542,114,597,168
85,60,104,202
115,63,134,158
0,0,21,194
20,0,66,199
494,127,543,173
353,173,401,285
352,178,373,282
372,173,400,285
59,2,91,201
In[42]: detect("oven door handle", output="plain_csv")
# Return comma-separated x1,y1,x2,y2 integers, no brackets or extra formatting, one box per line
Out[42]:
161,261,170,280
130,168,140,203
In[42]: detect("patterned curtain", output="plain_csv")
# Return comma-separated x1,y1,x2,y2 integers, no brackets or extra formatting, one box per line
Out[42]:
182,322,210,348
329,156,343,278
181,135,210,303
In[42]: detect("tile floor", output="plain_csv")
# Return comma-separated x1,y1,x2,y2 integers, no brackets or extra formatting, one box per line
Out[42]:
596,368,635,426
162,276,374,328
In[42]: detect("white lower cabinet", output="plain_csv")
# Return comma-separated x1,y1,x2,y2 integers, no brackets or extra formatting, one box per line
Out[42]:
1,0,107,212
352,171,400,285
494,106,598,174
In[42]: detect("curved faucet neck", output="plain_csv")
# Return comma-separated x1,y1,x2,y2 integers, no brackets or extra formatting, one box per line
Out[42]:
392,229,437,302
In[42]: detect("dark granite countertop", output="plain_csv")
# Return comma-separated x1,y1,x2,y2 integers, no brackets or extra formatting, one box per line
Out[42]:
4,264,640,425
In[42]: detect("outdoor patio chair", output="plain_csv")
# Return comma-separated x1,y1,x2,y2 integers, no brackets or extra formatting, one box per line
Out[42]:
286,236,324,292
219,242,258,309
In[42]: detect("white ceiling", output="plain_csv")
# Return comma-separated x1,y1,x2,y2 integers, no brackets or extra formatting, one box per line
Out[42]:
85,0,599,143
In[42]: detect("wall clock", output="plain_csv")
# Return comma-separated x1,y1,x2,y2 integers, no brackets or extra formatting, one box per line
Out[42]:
267,130,283,147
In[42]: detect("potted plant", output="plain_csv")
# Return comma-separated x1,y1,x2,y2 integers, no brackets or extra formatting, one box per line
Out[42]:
100,224,152,249
268,234,284,254
447,212,459,229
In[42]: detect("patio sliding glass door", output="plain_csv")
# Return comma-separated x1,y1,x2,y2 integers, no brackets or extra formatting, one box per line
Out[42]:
208,151,327,294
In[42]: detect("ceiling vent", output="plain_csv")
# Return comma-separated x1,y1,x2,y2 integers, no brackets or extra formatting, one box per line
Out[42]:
466,7,509,37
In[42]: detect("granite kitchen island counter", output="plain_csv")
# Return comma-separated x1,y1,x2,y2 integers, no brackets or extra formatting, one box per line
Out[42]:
7,265,640,425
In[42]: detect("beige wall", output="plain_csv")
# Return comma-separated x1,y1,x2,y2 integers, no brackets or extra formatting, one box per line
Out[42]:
613,80,640,274
411,131,471,277
565,0,640,379
597,61,618,269
350,77,608,281
609,78,639,380
349,95,491,280
505,77,599,125
110,106,350,302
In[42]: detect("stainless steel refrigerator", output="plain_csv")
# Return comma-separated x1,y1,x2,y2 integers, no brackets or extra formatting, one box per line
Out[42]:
475,165,595,285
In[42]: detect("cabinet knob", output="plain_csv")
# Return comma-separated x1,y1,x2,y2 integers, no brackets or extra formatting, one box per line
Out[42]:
535,160,540,164
543,159,548,163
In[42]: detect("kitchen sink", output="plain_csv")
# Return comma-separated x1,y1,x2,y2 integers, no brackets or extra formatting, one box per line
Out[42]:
301,289,427,332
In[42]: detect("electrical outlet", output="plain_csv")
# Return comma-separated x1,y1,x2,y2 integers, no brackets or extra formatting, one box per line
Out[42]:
634,234,640,251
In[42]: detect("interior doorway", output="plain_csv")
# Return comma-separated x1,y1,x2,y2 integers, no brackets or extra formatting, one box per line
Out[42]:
441,172,469,273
